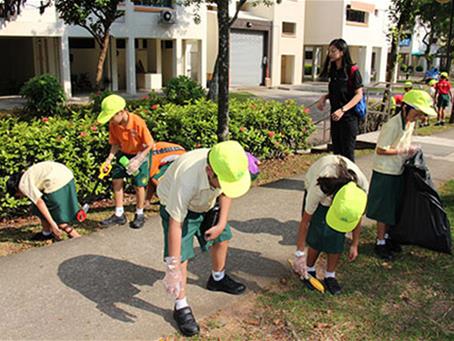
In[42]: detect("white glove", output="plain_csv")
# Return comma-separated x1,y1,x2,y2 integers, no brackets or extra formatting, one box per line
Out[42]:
292,251,307,277
398,144,421,158
163,256,182,298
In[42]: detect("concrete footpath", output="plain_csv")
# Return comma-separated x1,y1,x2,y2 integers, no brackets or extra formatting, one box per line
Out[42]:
1,129,454,340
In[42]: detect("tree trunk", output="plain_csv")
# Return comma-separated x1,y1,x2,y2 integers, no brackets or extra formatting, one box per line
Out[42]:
217,0,230,142
95,34,110,91
207,58,219,101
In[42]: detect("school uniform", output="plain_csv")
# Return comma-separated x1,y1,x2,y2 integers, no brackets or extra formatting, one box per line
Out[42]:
366,113,414,225
303,155,368,253
19,161,79,224
157,148,232,262
435,79,451,108
109,113,153,187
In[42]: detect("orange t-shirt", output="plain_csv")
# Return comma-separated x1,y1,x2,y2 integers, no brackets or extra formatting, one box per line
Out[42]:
109,113,153,154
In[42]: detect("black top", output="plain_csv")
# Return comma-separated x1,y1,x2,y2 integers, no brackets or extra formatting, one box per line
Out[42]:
328,65,363,118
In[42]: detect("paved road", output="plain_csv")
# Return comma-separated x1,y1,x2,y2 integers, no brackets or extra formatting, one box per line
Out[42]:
1,128,454,340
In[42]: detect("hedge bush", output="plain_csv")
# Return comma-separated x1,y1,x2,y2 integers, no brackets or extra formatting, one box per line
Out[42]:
164,75,206,105
20,74,66,117
0,97,314,217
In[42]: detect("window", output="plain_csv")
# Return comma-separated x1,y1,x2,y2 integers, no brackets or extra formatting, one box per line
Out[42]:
346,5,367,24
282,22,296,36
69,38,95,49
132,0,172,8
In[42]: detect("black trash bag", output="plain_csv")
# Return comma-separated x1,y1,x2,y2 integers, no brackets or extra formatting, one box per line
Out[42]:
389,150,452,254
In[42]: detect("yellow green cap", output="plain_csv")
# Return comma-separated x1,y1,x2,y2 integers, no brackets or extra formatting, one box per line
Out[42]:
97,94,126,125
403,89,437,117
209,141,251,198
404,81,413,88
326,182,367,233
429,79,437,86
440,71,449,79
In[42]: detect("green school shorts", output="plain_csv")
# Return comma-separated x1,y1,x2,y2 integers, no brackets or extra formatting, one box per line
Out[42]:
437,94,450,108
160,205,233,262
111,152,151,187
32,179,80,224
306,204,346,254
366,171,404,226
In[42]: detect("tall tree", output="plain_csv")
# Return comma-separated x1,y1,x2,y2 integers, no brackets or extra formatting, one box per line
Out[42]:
0,0,27,20
54,0,124,90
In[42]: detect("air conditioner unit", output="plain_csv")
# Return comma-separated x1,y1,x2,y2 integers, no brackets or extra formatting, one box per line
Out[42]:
160,9,176,24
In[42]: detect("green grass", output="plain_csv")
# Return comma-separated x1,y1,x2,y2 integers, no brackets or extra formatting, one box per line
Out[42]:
415,119,453,136
247,181,454,340
229,91,256,101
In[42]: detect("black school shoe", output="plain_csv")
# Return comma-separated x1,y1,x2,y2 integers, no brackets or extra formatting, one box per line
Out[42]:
31,232,53,241
130,214,145,229
303,271,317,291
374,244,394,261
386,238,402,253
173,306,200,337
100,213,127,227
206,273,246,295
324,277,342,295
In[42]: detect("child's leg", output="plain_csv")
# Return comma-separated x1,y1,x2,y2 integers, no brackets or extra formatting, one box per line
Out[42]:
376,221,388,241
113,179,124,208
306,247,320,267
326,253,341,273
135,186,145,210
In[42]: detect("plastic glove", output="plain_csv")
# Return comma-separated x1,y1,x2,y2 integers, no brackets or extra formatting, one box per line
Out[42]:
163,256,182,298
397,144,421,158
292,252,307,277
127,154,145,175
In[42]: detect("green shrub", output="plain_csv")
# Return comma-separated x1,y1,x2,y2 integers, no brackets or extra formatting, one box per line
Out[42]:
0,112,110,218
415,65,424,72
90,89,114,113
20,74,66,117
400,64,408,72
164,76,206,105
304,64,313,75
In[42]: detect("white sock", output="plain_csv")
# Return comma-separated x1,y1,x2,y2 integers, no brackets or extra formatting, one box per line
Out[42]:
42,230,52,236
115,207,124,217
175,297,189,310
377,239,386,246
307,266,316,273
325,271,336,278
384,233,389,240
212,270,225,281
136,208,144,215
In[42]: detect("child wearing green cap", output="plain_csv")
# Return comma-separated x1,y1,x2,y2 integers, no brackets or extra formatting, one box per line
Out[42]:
366,90,437,260
434,72,451,126
293,155,368,295
157,140,251,337
97,94,154,229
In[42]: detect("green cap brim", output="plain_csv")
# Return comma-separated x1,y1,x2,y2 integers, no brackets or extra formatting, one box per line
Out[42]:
97,111,117,125
218,170,251,199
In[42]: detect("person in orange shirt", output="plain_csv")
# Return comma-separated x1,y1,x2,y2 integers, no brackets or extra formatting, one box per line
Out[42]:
97,95,154,229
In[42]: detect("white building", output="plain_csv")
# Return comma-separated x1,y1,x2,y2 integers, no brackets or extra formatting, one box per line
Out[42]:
0,0,207,97
304,0,390,85
207,0,306,88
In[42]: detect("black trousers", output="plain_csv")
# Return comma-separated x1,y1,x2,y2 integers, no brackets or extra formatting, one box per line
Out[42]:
330,115,358,162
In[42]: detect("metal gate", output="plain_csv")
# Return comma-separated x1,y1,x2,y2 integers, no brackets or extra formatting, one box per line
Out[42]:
230,30,264,86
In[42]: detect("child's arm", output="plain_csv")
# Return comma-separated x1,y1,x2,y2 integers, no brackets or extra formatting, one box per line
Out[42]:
204,194,231,241
348,220,362,261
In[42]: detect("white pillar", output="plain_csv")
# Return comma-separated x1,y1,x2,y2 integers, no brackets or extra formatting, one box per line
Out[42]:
377,46,387,82
312,47,320,81
60,34,72,98
155,39,162,74
200,39,207,87
126,37,136,95
173,38,183,77
360,45,373,85
110,38,119,91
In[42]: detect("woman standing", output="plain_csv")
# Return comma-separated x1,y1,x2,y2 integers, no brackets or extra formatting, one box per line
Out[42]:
317,39,364,161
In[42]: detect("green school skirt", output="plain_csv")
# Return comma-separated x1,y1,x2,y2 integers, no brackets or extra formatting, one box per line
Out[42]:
160,205,233,262
32,179,80,224
366,170,404,226
111,152,151,187
306,204,346,254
